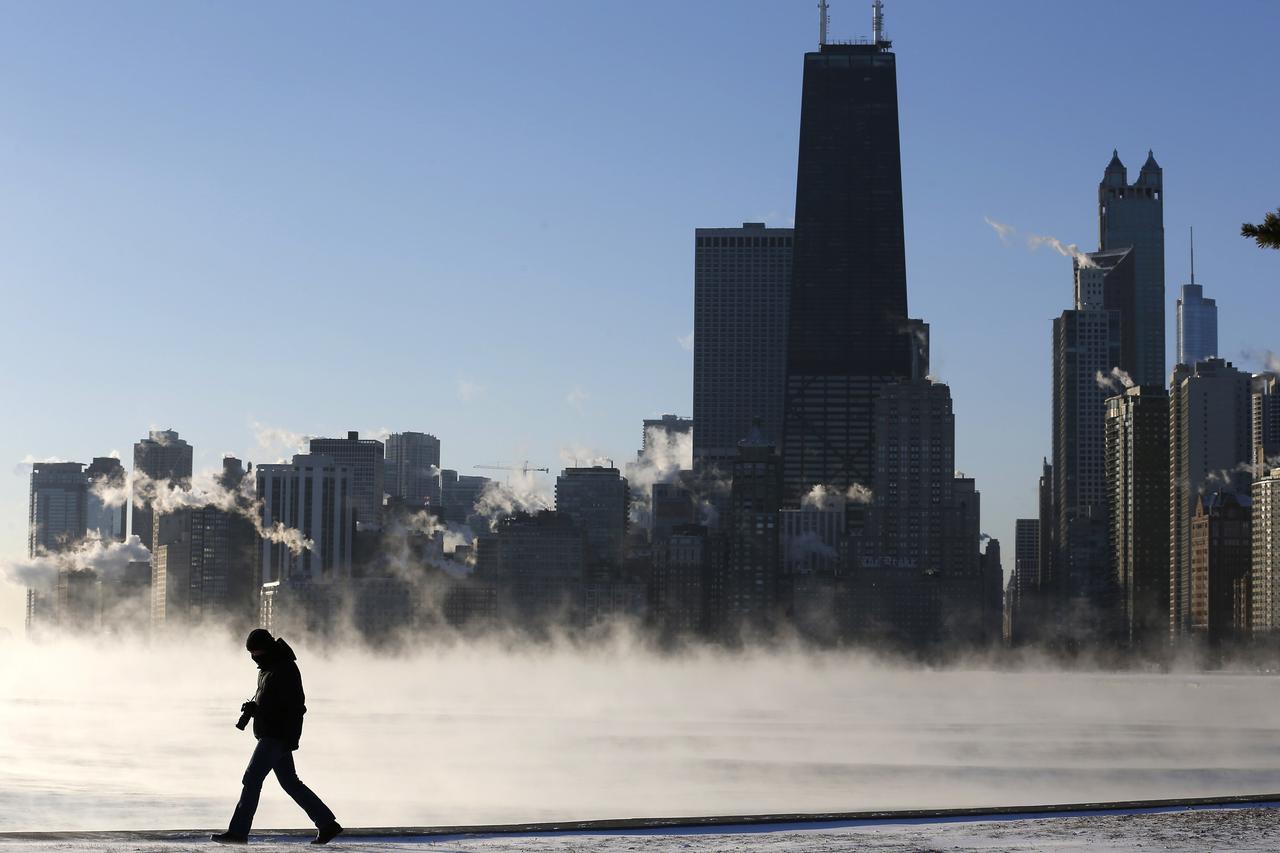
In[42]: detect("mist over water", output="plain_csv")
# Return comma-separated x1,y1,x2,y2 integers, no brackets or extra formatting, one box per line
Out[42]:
2,633,1280,832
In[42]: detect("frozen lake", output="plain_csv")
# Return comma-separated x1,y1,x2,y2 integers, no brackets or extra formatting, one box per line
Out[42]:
2,634,1279,832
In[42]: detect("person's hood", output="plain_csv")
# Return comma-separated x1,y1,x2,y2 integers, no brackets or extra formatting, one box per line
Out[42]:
256,637,298,669
273,637,297,662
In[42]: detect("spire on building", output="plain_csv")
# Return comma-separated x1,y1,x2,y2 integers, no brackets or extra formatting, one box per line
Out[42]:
1141,149,1160,172
818,0,829,46
1190,226,1196,285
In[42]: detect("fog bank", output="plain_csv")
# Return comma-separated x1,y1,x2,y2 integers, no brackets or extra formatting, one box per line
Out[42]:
2,634,1279,831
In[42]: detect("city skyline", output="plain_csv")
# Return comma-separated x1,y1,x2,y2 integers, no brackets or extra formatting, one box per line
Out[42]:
2,0,1279,635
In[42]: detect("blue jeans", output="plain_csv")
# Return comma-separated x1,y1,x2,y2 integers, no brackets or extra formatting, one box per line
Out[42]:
228,737,335,836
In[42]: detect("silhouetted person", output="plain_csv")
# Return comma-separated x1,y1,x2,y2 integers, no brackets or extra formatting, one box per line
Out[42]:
212,629,343,846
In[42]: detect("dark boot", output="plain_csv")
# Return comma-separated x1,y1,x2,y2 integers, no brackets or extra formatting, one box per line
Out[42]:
311,821,343,845
210,832,248,845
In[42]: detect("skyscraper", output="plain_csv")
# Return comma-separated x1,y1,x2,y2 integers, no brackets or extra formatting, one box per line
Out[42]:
1253,372,1280,475
1099,150,1165,388
1251,467,1280,639
151,457,259,631
439,469,490,526
693,224,790,472
1052,260,1122,623
1175,234,1217,368
85,457,126,543
1169,358,1253,638
385,432,442,508
554,466,630,568
781,15,921,511
1104,385,1170,649
256,453,355,584
131,429,193,550
1189,491,1251,649
309,431,385,528
28,461,88,556
720,421,783,631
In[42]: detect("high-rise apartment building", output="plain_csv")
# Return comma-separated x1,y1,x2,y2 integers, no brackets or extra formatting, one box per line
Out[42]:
256,453,355,584
781,26,922,512
385,432,441,508
473,511,586,624
1105,386,1170,649
85,457,126,543
693,223,790,472
721,422,782,630
554,466,630,568
1099,150,1165,388
131,429,193,549
151,458,259,630
1253,373,1280,475
309,431,384,529
1015,519,1041,587
1169,358,1253,637
1252,468,1280,638
1189,491,1252,649
1052,261,1122,615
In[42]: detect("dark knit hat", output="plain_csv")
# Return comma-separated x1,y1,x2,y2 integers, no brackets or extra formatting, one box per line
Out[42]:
245,628,274,652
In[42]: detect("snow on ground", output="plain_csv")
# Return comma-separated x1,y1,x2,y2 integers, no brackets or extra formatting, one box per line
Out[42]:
4,807,1280,853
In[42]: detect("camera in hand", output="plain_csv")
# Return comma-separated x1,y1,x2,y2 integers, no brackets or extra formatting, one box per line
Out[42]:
236,701,255,730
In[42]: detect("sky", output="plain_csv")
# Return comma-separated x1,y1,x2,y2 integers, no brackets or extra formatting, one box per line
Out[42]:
0,0,1277,635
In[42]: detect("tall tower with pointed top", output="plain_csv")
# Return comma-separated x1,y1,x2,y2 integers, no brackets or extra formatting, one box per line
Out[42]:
1099,150,1166,387
781,3,917,510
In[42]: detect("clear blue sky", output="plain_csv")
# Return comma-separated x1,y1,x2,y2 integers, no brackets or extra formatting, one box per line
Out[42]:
1,0,1277,635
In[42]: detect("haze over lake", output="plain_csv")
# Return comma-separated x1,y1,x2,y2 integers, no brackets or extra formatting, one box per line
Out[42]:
2,634,1278,832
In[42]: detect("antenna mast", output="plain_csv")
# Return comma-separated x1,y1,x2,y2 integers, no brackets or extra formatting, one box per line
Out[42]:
1189,226,1196,285
872,0,885,44
818,0,829,46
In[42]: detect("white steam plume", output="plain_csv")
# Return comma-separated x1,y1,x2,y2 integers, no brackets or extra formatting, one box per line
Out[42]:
96,468,312,554
1094,367,1135,393
474,469,553,530
1,535,151,589
983,216,1016,244
1027,233,1097,268
625,425,694,528
801,483,873,510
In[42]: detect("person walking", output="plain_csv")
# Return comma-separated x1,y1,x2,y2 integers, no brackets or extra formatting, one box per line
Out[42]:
212,629,343,846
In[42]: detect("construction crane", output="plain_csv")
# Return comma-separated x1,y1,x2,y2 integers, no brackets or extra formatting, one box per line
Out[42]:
474,462,550,479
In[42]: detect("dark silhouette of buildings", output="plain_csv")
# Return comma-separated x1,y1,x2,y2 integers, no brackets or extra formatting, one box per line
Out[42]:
440,469,489,526
555,466,629,569
309,431,384,529
1169,358,1253,640
780,33,922,514
693,224,791,478
474,511,586,627
651,524,712,638
152,457,260,631
1104,385,1170,650
1051,258,1123,641
385,432,441,509
719,422,782,634
1254,373,1280,475
1190,491,1252,650
131,429,193,550
1099,150,1165,388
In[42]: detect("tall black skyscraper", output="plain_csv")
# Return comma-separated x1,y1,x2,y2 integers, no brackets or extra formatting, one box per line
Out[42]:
1099,150,1165,388
781,13,918,510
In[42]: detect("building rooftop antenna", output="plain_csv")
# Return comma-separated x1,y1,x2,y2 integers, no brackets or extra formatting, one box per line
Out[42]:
1189,225,1196,285
818,0,829,47
873,0,885,44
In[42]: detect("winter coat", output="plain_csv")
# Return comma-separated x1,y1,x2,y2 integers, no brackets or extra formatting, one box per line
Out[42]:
251,637,307,750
